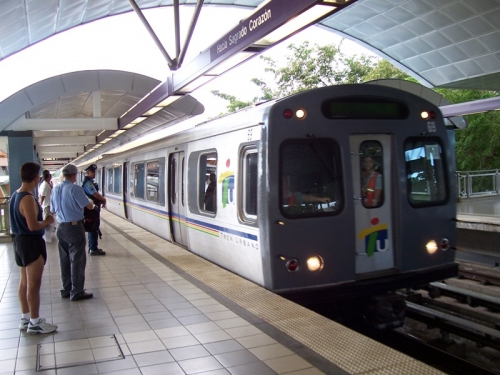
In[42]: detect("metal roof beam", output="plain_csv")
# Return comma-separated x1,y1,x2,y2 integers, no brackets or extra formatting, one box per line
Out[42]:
35,136,95,146
36,146,85,153
7,117,117,131
440,96,500,117
120,0,352,128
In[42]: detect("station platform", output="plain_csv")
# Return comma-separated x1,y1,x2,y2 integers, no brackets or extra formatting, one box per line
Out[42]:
0,210,445,375
456,197,500,266
457,196,500,232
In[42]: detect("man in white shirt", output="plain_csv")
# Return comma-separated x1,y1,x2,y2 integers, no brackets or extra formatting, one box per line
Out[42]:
38,170,52,218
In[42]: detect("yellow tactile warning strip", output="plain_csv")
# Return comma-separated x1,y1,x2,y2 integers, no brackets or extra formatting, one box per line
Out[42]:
101,211,445,375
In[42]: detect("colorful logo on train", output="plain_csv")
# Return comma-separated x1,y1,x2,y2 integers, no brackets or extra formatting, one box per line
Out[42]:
218,159,234,208
357,217,389,257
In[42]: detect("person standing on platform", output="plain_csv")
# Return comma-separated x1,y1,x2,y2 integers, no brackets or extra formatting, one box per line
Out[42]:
51,163,96,301
10,162,57,334
38,170,52,218
81,164,106,256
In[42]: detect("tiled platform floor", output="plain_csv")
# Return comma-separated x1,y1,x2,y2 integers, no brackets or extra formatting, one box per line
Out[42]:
0,211,445,375
0,215,332,375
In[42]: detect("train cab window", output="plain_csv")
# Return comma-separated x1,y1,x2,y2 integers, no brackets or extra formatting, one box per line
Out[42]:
359,141,384,208
405,140,447,205
200,152,217,213
281,139,341,218
113,166,122,194
134,162,146,199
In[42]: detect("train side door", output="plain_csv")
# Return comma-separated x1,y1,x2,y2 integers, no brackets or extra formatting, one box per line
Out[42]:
169,152,188,247
350,135,395,275
123,162,129,220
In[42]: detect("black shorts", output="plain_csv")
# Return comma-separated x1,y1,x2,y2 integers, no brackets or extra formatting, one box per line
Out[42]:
13,235,47,267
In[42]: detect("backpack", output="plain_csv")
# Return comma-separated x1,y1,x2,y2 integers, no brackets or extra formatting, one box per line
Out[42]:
83,206,100,232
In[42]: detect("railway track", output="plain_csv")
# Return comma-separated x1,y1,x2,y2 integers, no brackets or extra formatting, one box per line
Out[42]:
398,265,500,374
341,262,500,374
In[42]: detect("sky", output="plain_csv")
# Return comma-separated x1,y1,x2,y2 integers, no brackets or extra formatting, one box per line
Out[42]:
0,5,375,119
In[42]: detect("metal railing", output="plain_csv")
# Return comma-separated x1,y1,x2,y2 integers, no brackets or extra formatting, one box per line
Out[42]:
0,196,10,236
456,170,500,198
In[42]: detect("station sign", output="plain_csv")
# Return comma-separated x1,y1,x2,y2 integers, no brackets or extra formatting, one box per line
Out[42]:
209,0,286,62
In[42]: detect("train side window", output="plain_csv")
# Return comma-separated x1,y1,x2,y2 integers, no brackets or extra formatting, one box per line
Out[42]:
200,152,217,213
359,141,384,208
405,139,447,205
129,165,135,198
281,139,342,218
146,160,159,202
113,166,122,194
106,167,113,193
241,148,258,221
134,162,145,199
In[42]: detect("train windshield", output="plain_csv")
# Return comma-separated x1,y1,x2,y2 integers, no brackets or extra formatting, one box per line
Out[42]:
405,139,447,205
280,139,341,218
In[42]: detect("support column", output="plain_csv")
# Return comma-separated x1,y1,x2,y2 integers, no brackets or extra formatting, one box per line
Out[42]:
7,131,35,193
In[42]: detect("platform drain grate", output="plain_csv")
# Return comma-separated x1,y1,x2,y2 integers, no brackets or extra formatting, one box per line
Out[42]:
37,334,124,371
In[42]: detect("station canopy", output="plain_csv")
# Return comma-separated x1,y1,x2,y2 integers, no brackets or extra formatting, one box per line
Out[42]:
0,0,499,170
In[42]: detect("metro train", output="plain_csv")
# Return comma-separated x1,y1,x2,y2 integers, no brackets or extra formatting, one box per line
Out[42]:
87,84,458,328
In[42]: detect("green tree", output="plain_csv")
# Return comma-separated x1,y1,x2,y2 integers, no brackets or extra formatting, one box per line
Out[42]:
436,88,500,170
212,41,377,112
363,59,415,82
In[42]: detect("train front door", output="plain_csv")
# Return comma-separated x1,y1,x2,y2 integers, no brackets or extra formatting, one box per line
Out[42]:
350,135,395,275
169,152,188,247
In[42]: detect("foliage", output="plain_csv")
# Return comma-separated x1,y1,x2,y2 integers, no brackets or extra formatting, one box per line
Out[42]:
210,91,254,114
211,41,377,111
437,88,500,170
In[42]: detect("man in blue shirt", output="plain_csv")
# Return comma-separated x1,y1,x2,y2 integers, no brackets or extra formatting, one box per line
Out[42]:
51,163,96,301
82,164,106,256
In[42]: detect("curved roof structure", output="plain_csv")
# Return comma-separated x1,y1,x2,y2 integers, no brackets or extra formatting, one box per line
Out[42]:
0,0,499,170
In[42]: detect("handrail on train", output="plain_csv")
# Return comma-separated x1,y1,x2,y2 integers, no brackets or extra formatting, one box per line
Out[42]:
456,170,500,199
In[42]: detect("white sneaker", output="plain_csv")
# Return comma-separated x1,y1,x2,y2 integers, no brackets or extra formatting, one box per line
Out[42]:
27,318,58,334
19,318,29,330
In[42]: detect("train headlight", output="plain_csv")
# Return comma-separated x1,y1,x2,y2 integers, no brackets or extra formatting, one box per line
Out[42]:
426,240,438,254
306,255,323,272
295,109,306,119
285,259,300,273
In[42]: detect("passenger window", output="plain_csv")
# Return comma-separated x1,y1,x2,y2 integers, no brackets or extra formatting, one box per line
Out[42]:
134,162,145,199
113,166,122,194
146,161,159,202
170,157,177,205
359,141,384,208
242,149,258,219
280,140,341,218
200,152,217,213
405,140,447,205
106,168,113,193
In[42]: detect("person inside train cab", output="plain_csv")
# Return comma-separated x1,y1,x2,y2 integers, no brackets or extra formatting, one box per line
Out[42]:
361,156,383,207
82,164,106,256
204,172,216,212
282,175,331,206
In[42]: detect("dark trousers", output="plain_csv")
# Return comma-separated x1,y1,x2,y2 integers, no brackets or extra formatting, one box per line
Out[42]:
88,231,99,250
56,221,87,298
